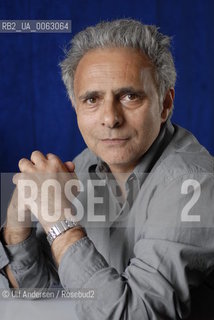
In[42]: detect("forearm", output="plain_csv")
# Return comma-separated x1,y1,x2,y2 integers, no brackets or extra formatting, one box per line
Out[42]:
2,228,59,289
2,224,32,288
2,227,30,287
51,227,86,265
2,218,86,288
57,237,150,320
5,265,19,288
3,226,31,245
56,233,212,320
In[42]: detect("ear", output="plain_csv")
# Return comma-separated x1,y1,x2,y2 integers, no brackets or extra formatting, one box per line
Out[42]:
161,88,175,122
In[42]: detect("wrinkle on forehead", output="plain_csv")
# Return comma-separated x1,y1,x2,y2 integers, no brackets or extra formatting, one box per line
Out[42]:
74,47,157,96
78,60,136,80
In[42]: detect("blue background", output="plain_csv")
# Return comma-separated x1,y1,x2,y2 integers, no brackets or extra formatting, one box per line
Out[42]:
0,0,213,172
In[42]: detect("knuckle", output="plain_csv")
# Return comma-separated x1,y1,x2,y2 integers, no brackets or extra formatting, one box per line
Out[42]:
13,173,21,184
50,157,60,166
18,158,26,166
37,158,46,165
18,158,34,173
46,152,55,157
31,150,47,168
31,150,40,157
31,150,44,162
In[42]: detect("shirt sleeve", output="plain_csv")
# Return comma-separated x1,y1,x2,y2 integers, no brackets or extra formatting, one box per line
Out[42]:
0,241,10,288
0,228,59,289
58,170,214,320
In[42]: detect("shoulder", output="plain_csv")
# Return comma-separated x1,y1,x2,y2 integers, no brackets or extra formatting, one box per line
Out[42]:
72,148,98,173
147,124,214,219
133,127,214,249
154,124,213,183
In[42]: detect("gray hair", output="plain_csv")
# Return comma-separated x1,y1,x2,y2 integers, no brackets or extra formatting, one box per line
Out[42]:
60,19,176,105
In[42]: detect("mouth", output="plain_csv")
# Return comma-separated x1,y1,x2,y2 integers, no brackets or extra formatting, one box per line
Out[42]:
101,138,129,145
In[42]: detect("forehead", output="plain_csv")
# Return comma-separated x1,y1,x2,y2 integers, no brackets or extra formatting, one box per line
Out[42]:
73,47,155,92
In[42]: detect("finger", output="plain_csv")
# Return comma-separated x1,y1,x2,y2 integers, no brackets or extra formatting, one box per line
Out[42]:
31,150,47,165
46,153,58,160
18,158,35,173
13,173,20,184
13,172,27,184
64,161,75,172
46,153,64,164
46,153,68,171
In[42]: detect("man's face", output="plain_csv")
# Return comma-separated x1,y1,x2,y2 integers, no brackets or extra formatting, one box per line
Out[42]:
73,47,171,173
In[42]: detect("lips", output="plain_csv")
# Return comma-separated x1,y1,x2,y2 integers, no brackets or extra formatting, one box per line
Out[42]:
101,138,129,141
101,138,129,145
101,137,129,140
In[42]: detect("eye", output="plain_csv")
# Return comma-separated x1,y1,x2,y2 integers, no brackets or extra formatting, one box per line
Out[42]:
82,96,100,107
126,93,138,101
121,93,140,103
119,91,145,109
86,97,97,104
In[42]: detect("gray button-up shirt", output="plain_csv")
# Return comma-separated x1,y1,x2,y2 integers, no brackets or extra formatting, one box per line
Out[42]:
0,120,214,320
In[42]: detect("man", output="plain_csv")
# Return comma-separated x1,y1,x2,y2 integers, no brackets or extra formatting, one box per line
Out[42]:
0,19,214,319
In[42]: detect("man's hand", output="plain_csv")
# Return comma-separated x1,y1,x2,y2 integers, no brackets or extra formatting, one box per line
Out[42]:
3,150,86,284
13,150,78,233
14,150,86,264
4,151,78,244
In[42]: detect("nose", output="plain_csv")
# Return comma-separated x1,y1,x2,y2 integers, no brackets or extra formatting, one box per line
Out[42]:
101,99,124,129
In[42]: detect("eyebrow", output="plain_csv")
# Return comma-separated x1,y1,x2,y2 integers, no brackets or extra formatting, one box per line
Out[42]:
78,87,145,101
78,91,104,101
113,87,145,97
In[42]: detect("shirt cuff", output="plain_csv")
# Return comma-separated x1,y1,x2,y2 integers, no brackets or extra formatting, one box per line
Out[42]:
4,229,39,270
58,236,108,289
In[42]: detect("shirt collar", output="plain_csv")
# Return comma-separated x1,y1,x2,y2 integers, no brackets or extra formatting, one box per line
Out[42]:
89,119,175,186
132,119,174,186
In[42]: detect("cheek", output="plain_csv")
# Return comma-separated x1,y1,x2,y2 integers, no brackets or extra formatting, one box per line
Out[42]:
126,107,152,131
77,113,96,139
77,117,88,137
130,108,160,139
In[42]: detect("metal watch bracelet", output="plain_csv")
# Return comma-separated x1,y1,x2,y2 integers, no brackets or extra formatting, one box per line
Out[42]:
47,220,80,246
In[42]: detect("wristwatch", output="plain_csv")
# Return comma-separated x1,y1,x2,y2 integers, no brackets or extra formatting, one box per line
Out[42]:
47,220,80,246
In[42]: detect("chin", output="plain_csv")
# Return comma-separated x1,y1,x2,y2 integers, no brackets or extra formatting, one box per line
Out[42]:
97,148,139,167
103,157,135,169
